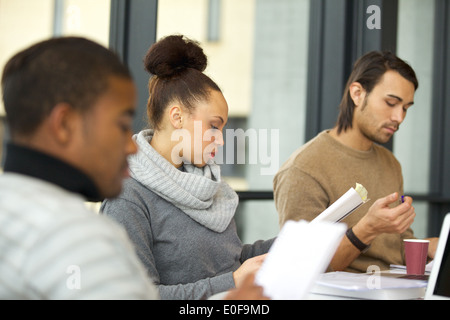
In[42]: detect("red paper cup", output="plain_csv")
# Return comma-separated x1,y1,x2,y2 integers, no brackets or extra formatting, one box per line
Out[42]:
404,239,429,275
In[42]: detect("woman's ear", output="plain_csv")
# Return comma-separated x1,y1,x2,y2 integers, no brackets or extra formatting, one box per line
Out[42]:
168,105,183,129
349,82,366,108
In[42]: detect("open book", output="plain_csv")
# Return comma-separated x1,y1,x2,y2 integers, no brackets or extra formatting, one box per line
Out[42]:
311,183,369,224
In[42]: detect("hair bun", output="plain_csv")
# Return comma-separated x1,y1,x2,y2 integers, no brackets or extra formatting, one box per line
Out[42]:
144,35,207,78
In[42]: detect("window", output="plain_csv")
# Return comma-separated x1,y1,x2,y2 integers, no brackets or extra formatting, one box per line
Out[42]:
157,0,310,242
154,0,449,241
3,0,448,238
0,0,111,167
394,0,435,238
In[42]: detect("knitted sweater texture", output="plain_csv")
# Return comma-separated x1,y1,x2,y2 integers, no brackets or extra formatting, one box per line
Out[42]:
274,131,415,273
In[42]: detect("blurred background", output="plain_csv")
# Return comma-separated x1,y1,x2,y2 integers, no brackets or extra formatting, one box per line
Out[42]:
1,0,449,243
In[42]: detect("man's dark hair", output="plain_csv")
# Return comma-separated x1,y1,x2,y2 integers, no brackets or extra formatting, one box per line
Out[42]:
1,36,132,138
336,51,418,134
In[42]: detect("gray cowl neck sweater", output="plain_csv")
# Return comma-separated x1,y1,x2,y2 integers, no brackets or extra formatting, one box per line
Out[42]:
129,129,239,233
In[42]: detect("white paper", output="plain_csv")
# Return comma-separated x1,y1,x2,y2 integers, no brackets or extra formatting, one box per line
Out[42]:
314,272,428,291
310,271,427,300
389,261,434,273
255,220,346,300
311,187,366,224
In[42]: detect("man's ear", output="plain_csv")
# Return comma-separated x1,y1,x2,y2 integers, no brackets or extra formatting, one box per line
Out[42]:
47,103,80,145
349,82,366,107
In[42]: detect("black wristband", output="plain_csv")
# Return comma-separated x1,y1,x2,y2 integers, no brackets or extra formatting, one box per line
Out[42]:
346,227,371,253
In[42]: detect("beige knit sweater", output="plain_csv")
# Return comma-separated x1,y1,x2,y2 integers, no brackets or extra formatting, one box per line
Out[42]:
273,130,415,273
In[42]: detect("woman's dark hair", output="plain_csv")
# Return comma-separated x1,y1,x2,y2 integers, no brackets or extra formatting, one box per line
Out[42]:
144,35,221,130
336,51,418,134
1,36,132,138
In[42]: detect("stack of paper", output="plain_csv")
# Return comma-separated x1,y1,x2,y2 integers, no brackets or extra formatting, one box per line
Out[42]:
390,261,434,273
311,183,369,224
255,220,346,300
311,272,427,300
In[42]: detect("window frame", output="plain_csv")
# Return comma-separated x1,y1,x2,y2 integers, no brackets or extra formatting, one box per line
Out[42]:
108,0,450,236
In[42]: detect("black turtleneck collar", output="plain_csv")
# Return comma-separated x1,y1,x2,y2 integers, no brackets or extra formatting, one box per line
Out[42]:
3,143,102,202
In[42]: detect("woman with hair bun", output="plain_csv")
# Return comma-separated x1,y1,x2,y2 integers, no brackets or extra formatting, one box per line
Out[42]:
101,35,274,300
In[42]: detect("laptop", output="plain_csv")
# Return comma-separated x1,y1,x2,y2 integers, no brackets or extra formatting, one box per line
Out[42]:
425,212,450,300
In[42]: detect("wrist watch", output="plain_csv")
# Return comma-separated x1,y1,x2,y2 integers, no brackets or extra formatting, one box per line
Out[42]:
346,227,371,253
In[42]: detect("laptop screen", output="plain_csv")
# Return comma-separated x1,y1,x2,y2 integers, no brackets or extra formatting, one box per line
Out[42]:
433,228,450,297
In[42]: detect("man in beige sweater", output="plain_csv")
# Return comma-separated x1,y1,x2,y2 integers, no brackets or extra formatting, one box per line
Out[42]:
274,51,438,273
